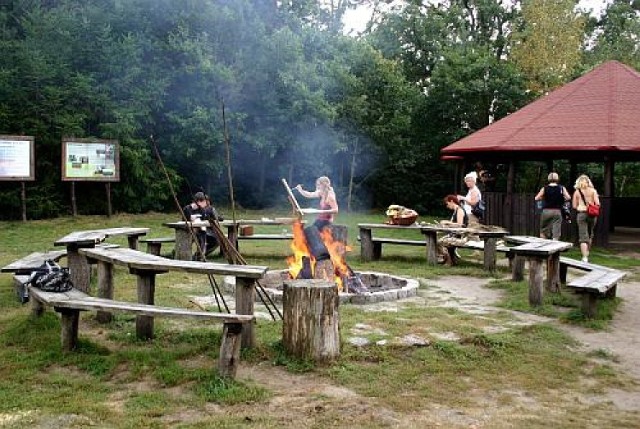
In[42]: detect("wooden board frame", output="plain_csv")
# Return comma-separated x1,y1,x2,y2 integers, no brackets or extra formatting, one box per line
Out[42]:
61,138,120,182
281,178,303,214
0,136,35,181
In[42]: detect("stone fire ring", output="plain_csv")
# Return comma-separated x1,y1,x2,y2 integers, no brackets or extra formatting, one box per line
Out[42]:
223,270,419,305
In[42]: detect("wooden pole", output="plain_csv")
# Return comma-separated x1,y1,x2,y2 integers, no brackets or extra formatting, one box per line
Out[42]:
106,182,112,218
71,181,77,217
21,181,27,221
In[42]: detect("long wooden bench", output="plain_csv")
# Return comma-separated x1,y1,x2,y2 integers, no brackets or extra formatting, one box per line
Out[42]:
28,286,252,378
237,234,293,240
78,247,267,347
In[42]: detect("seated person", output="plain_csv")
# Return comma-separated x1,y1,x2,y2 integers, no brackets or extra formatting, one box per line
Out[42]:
437,195,469,266
182,192,224,259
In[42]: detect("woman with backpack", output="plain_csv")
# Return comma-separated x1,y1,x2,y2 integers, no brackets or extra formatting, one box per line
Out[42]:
572,174,600,263
534,172,571,240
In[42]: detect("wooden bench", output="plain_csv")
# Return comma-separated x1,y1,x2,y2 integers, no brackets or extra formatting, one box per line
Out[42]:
357,236,426,260
567,269,626,318
1,246,115,303
78,247,268,347
506,237,573,306
237,234,293,240
139,237,175,256
28,286,252,378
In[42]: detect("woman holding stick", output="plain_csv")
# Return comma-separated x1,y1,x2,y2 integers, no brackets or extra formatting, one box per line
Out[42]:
295,176,339,230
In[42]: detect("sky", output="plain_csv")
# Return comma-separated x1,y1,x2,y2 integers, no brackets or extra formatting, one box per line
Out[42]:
342,0,614,34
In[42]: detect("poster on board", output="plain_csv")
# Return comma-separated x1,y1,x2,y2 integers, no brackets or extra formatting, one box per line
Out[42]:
62,139,120,181
0,136,35,181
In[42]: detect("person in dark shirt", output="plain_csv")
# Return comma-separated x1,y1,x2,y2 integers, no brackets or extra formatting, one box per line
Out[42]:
534,172,571,240
182,192,224,259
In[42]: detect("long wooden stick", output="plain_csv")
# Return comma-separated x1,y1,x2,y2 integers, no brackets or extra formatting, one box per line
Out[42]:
221,99,237,224
150,135,228,313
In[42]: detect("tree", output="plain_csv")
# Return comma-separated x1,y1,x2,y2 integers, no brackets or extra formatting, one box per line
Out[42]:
510,0,586,94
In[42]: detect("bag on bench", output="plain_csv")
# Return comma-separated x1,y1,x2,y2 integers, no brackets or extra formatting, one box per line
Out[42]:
23,260,74,295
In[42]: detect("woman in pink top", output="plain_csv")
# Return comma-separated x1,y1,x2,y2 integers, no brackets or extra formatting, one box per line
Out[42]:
295,176,339,230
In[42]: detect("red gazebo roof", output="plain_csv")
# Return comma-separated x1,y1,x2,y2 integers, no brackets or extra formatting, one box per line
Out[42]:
440,61,640,158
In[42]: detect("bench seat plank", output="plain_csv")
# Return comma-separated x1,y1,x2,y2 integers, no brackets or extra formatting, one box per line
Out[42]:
372,238,426,246
1,250,68,274
140,237,176,243
29,287,253,322
79,247,267,278
567,270,626,293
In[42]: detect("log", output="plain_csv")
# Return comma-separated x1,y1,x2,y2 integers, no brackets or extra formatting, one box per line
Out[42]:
282,279,340,363
314,259,334,282
217,322,243,378
511,255,525,281
67,246,91,293
546,254,561,293
96,261,114,323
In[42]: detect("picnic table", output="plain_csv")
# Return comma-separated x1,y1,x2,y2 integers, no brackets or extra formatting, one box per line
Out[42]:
358,223,508,270
505,235,573,306
54,227,149,292
79,246,268,346
164,218,299,260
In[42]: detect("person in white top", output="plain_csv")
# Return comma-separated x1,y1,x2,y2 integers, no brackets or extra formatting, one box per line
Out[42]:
457,171,482,226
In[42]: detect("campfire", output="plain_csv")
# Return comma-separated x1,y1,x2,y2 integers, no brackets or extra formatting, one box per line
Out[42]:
286,221,366,293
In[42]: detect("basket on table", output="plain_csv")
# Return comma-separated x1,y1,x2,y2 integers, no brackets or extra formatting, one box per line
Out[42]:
385,205,419,226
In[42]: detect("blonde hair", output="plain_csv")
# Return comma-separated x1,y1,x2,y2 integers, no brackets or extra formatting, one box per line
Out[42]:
574,174,593,190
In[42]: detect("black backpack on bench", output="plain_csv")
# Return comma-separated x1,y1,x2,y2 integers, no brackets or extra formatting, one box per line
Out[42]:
20,260,74,303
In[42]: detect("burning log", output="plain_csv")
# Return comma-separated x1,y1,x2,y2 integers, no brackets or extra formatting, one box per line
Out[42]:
303,226,330,261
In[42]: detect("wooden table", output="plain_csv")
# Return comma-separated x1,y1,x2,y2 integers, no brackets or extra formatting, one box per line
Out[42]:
505,235,573,306
54,227,149,292
164,218,299,260
79,247,268,346
358,223,509,270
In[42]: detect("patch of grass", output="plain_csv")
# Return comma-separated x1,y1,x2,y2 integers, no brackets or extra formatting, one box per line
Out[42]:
192,372,270,404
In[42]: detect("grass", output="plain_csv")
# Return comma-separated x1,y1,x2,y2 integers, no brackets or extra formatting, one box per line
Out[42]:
0,211,639,427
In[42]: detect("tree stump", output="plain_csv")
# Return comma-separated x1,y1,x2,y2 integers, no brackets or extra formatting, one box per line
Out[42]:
283,279,340,363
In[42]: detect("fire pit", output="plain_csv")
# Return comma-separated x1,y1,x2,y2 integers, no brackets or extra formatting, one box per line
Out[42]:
223,269,419,305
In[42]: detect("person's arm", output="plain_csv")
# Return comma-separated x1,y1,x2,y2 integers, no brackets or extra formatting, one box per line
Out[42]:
593,189,600,206
295,185,319,199
534,187,545,201
562,186,571,201
463,188,480,206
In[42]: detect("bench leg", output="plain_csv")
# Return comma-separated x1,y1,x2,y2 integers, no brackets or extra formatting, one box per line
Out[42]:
57,308,80,351
528,257,545,306
511,256,525,281
605,284,617,299
67,245,92,293
581,293,598,318
373,242,382,260
96,261,114,323
360,228,374,262
218,322,243,378
136,273,156,340
174,229,192,260
546,254,561,293
559,264,568,284
31,296,45,317
127,235,140,250
423,231,438,266
483,238,497,271
235,277,256,349
147,243,162,256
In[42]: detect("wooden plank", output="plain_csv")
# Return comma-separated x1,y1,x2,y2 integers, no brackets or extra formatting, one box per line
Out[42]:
54,227,149,246
510,240,572,257
371,238,426,246
568,270,626,293
1,250,68,273
237,234,293,240
559,257,613,273
140,237,176,243
79,247,267,278
28,287,253,323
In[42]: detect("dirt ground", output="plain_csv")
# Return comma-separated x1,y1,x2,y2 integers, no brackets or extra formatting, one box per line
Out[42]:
232,262,640,428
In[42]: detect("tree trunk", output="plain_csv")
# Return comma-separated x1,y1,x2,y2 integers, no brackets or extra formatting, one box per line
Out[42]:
282,279,340,363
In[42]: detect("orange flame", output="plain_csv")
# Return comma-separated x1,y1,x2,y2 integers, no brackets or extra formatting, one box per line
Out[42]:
286,220,349,291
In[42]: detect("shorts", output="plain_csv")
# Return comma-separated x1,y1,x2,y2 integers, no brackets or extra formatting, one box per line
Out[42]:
576,211,596,244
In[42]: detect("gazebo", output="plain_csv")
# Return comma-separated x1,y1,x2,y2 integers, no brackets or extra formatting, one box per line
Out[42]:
440,60,640,244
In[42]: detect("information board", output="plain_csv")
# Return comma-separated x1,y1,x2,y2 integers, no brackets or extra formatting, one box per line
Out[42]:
0,136,35,181
62,139,120,181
